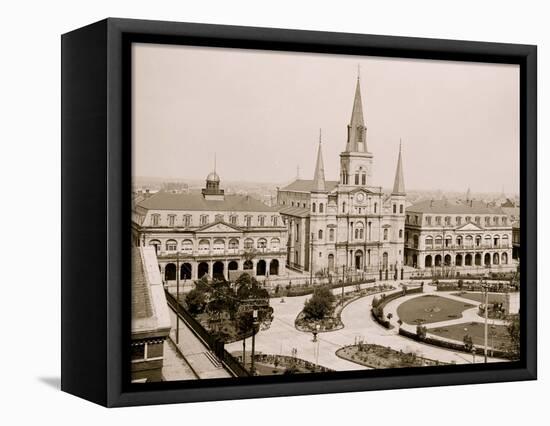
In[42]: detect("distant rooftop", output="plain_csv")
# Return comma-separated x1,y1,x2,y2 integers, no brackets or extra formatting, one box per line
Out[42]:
280,179,339,193
278,205,310,218
137,191,278,213
407,199,506,215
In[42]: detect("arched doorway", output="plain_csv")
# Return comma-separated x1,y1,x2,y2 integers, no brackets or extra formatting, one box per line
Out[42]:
465,254,472,266
243,260,253,271
475,253,482,266
493,253,500,265
328,254,335,272
382,252,388,269
198,262,209,279
228,261,239,271
444,254,452,266
269,259,279,275
181,263,192,280
435,254,442,267
456,254,463,267
256,260,266,276
484,253,491,266
501,252,508,265
425,255,432,268
213,261,224,280
165,263,176,281
355,250,363,270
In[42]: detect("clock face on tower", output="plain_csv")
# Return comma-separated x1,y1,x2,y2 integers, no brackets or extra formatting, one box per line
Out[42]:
356,192,365,203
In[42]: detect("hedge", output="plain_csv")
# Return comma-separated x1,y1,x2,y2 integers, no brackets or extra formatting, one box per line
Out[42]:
371,285,424,329
398,327,514,360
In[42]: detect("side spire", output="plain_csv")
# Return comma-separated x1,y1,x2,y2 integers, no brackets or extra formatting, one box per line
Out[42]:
312,129,326,192
392,140,405,195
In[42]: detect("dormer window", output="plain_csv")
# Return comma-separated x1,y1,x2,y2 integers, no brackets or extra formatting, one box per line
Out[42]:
151,214,160,226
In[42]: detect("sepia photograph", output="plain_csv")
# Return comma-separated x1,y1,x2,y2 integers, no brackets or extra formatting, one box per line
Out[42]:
130,42,521,383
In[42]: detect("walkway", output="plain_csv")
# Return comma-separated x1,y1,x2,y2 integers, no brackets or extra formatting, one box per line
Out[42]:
226,281,509,371
167,307,232,379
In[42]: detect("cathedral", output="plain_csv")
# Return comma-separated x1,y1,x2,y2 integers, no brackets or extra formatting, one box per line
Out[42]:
277,75,406,278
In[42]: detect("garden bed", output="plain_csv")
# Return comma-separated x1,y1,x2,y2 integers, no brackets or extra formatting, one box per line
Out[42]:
295,284,395,332
336,343,447,369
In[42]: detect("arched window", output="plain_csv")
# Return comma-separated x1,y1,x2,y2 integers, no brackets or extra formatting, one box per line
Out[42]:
399,229,403,238
312,203,316,213
425,236,433,247
257,238,267,249
198,239,210,253
181,239,193,253
342,202,346,213
244,238,254,249
213,239,224,252
149,239,161,254
399,204,404,214
318,230,323,240
319,203,324,213
355,174,359,185
456,236,463,246
361,173,366,185
228,238,239,250
374,203,377,214
329,228,335,241
166,239,177,251
270,238,280,251
383,229,388,240
393,204,397,214
354,229,358,239
465,235,473,246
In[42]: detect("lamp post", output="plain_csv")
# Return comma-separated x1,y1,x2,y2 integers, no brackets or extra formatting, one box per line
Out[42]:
250,309,259,375
176,251,180,344
309,233,314,286
481,278,489,363
312,323,320,369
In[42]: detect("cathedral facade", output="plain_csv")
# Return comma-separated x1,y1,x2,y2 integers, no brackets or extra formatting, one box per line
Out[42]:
277,76,406,278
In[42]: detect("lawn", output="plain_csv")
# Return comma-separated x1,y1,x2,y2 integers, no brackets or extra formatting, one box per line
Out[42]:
451,292,507,305
427,321,512,350
396,295,474,325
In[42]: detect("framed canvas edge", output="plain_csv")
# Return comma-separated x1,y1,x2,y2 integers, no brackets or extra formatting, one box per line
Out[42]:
85,18,536,407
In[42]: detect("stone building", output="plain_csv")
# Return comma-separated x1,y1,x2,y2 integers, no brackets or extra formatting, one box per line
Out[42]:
404,199,514,273
277,75,406,278
132,170,287,283
131,246,171,382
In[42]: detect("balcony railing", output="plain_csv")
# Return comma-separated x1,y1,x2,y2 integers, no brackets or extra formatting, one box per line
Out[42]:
156,248,286,258
420,243,511,251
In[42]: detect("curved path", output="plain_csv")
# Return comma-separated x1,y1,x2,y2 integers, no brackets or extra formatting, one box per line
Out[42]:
225,281,508,371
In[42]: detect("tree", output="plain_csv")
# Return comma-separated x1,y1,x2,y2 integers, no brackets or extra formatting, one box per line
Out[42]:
507,315,520,359
185,289,206,315
463,334,473,352
303,286,335,320
386,313,393,321
416,324,427,339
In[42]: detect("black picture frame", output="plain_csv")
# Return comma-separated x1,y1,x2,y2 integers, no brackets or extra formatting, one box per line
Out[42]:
61,17,537,407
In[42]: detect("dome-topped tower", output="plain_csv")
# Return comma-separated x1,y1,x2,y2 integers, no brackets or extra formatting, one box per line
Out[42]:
202,158,225,200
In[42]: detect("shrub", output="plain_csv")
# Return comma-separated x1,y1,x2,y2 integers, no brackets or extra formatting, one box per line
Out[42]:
303,286,335,320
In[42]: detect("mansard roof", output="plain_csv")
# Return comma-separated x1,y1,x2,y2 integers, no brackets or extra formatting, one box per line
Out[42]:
280,179,339,193
407,199,507,215
138,191,278,213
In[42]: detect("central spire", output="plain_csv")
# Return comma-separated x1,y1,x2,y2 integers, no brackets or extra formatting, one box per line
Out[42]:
312,129,326,192
346,69,367,153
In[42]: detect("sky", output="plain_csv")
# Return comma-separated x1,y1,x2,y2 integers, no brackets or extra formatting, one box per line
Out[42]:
132,43,519,194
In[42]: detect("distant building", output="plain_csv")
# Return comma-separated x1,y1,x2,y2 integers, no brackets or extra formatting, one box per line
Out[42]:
404,199,514,272
132,170,287,283
512,221,520,260
131,246,171,383
277,75,406,277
